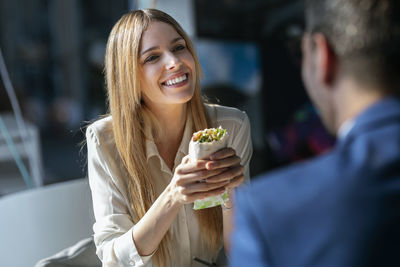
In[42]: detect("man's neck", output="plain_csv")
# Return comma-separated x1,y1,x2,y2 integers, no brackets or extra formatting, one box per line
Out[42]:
333,78,385,134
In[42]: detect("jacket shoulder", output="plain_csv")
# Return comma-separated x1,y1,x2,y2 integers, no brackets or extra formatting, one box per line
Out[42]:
239,152,340,214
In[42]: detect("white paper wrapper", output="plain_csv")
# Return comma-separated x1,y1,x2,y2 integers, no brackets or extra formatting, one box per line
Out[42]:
188,128,229,210
188,130,229,161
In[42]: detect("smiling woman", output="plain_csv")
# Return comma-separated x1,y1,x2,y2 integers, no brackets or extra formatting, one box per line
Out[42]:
86,9,252,267
139,21,196,113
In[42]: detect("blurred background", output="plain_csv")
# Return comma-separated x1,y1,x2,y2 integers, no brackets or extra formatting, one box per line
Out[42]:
0,0,337,265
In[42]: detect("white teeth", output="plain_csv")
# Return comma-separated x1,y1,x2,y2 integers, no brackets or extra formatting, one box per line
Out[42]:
165,74,187,86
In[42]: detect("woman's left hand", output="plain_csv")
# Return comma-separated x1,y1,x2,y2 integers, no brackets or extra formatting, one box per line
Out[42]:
205,147,245,191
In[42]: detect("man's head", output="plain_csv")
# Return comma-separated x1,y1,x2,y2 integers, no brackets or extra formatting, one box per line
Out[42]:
302,0,400,133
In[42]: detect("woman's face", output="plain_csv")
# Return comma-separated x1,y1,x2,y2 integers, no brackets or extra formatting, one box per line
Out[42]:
138,21,196,110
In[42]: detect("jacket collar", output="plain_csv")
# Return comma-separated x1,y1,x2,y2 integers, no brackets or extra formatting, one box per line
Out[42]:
341,96,400,142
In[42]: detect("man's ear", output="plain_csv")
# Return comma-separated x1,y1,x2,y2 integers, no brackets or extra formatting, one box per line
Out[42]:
313,33,337,86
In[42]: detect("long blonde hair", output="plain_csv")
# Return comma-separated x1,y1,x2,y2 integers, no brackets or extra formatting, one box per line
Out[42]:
104,9,222,266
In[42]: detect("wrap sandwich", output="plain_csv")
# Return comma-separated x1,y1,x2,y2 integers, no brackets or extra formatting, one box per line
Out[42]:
188,126,230,210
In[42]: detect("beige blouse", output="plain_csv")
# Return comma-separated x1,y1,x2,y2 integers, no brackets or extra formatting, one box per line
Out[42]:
86,104,253,267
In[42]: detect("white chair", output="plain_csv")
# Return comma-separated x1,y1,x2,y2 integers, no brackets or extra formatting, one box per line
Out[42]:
0,178,95,267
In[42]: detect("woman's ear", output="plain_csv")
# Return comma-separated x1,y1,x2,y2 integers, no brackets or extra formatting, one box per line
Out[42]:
313,33,338,87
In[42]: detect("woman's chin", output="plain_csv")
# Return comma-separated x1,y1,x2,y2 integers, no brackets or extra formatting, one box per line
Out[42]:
163,87,195,104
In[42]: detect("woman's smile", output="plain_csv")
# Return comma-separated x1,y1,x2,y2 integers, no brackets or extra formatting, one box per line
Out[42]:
161,73,189,88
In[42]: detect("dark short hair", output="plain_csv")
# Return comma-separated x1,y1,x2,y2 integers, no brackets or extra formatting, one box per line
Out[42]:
305,0,400,92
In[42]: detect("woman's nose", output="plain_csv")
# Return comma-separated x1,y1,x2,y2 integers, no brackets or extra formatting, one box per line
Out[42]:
165,52,182,70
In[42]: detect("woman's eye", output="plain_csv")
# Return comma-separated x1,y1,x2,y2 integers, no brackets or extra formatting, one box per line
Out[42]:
173,45,186,52
144,55,159,63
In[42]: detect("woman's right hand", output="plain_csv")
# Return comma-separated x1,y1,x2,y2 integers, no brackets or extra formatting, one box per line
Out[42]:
168,156,230,205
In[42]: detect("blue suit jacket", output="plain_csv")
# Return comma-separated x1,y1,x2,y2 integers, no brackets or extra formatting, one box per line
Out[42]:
231,97,400,267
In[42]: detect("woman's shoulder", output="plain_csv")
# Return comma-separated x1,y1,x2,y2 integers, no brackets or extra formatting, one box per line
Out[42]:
204,103,248,125
87,115,112,131
204,104,251,151
86,115,114,145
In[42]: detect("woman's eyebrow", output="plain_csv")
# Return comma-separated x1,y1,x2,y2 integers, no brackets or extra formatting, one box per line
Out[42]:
171,37,183,44
141,46,158,56
140,37,184,56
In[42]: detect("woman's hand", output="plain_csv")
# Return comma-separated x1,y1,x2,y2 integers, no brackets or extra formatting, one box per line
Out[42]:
205,147,245,191
168,156,230,205
205,148,245,209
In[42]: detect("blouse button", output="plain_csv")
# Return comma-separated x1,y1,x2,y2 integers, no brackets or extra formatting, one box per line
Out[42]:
129,260,135,266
